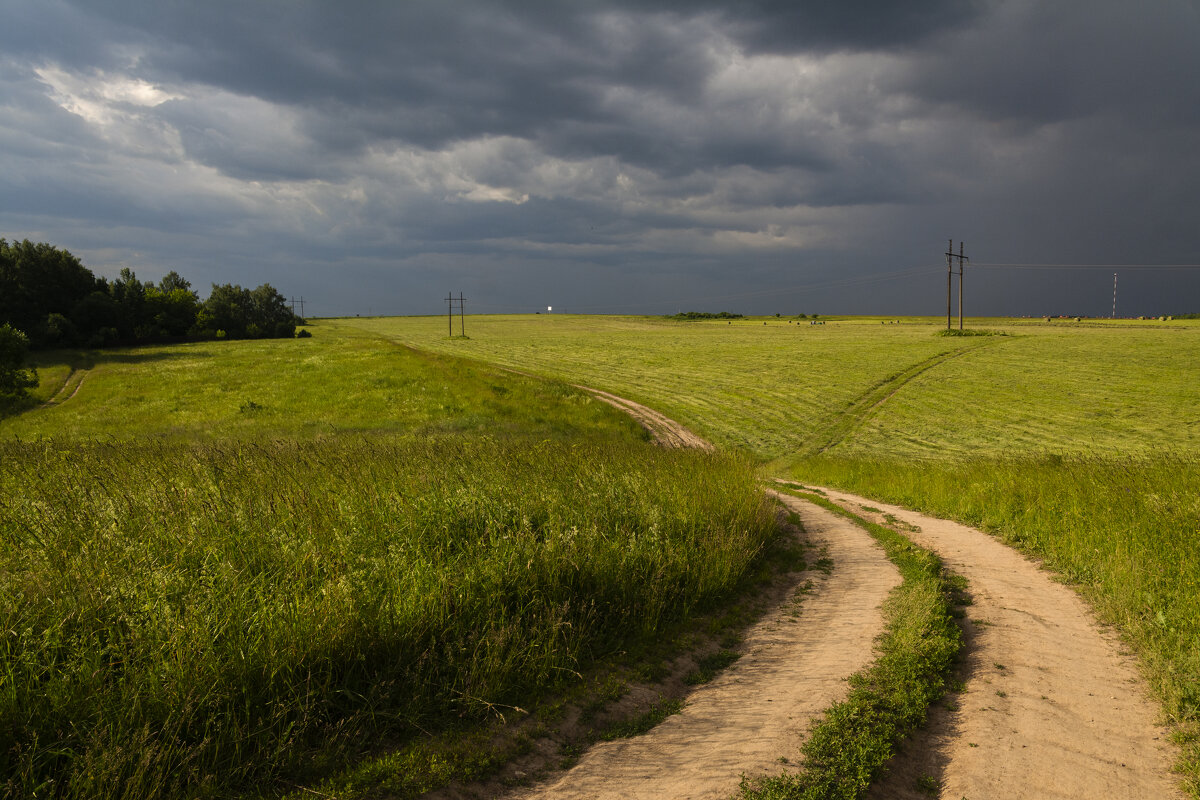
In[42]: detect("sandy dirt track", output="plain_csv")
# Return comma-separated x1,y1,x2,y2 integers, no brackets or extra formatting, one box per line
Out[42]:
489,386,1182,798
812,487,1184,800
507,495,899,800
580,387,714,451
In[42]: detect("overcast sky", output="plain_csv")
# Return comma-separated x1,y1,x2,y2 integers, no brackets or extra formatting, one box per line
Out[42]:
3,0,1199,317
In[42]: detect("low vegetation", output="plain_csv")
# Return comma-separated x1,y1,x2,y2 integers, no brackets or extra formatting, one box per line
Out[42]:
0,437,775,800
739,489,964,800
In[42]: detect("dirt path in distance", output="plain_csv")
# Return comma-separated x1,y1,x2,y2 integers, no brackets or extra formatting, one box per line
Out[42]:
811,486,1184,800
503,495,899,800
41,368,88,408
579,386,713,451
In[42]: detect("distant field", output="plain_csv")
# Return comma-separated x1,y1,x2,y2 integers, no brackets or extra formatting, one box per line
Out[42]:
343,314,1200,460
2,322,644,442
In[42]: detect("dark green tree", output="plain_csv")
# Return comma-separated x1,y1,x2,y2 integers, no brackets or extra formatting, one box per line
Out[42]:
194,283,298,339
0,239,105,347
0,323,38,408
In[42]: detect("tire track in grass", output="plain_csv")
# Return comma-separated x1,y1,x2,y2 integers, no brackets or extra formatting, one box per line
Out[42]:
802,341,1000,456
41,367,89,407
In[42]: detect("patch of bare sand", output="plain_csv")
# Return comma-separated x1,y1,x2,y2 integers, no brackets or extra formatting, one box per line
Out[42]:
812,487,1184,800
502,495,899,800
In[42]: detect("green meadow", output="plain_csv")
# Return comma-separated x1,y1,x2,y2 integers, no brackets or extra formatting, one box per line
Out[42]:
351,314,1200,459
4,313,1200,798
355,313,1200,793
0,325,776,799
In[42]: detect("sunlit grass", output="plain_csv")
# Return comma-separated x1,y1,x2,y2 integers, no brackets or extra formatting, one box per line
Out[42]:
349,314,1200,459
3,322,644,442
0,437,774,799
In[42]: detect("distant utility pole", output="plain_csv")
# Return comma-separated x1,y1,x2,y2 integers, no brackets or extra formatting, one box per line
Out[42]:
290,297,307,318
1112,273,1118,319
445,292,466,337
944,240,968,330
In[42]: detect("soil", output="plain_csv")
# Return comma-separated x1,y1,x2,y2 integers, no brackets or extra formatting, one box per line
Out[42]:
810,486,1185,800
503,495,899,800
579,386,713,451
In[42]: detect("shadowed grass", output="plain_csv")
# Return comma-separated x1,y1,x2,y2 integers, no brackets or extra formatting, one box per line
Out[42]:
0,437,775,800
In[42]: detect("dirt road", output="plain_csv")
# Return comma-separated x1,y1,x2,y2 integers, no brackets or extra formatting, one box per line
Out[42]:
581,386,713,451
507,496,898,800
500,390,1184,798
814,487,1183,800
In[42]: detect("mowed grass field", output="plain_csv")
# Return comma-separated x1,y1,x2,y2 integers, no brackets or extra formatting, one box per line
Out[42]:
349,313,1200,792
350,314,1200,460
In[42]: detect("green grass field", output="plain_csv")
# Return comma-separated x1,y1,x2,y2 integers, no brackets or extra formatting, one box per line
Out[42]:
342,313,1200,793
349,314,1200,460
5,323,645,441
5,313,1200,798
0,326,779,800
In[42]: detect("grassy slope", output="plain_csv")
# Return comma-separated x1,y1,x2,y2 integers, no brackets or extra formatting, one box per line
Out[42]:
9,314,1200,796
350,315,1200,460
2,439,774,800
345,313,1200,793
342,315,971,458
3,322,643,441
0,324,780,800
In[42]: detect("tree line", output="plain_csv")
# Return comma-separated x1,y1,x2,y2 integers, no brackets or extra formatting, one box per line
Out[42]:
0,238,304,349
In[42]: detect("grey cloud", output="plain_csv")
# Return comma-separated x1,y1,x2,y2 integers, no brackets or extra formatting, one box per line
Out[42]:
1,0,1197,318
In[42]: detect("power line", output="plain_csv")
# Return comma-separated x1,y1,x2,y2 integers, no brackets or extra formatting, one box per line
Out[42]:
973,263,1200,270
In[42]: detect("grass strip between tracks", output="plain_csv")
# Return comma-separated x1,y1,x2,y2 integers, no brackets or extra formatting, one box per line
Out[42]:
740,486,966,800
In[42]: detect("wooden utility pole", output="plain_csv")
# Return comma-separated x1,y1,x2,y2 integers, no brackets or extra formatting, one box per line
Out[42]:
1112,273,1118,319
446,292,467,337
944,241,968,330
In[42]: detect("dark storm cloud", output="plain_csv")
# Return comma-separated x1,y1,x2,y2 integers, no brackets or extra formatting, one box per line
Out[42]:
1,0,1198,316
13,0,990,179
623,0,990,53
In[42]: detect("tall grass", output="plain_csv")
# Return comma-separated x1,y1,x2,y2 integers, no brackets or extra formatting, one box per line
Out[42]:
0,436,775,800
791,453,1200,792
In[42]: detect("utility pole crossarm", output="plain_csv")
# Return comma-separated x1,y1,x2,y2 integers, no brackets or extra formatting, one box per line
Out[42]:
944,241,967,331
